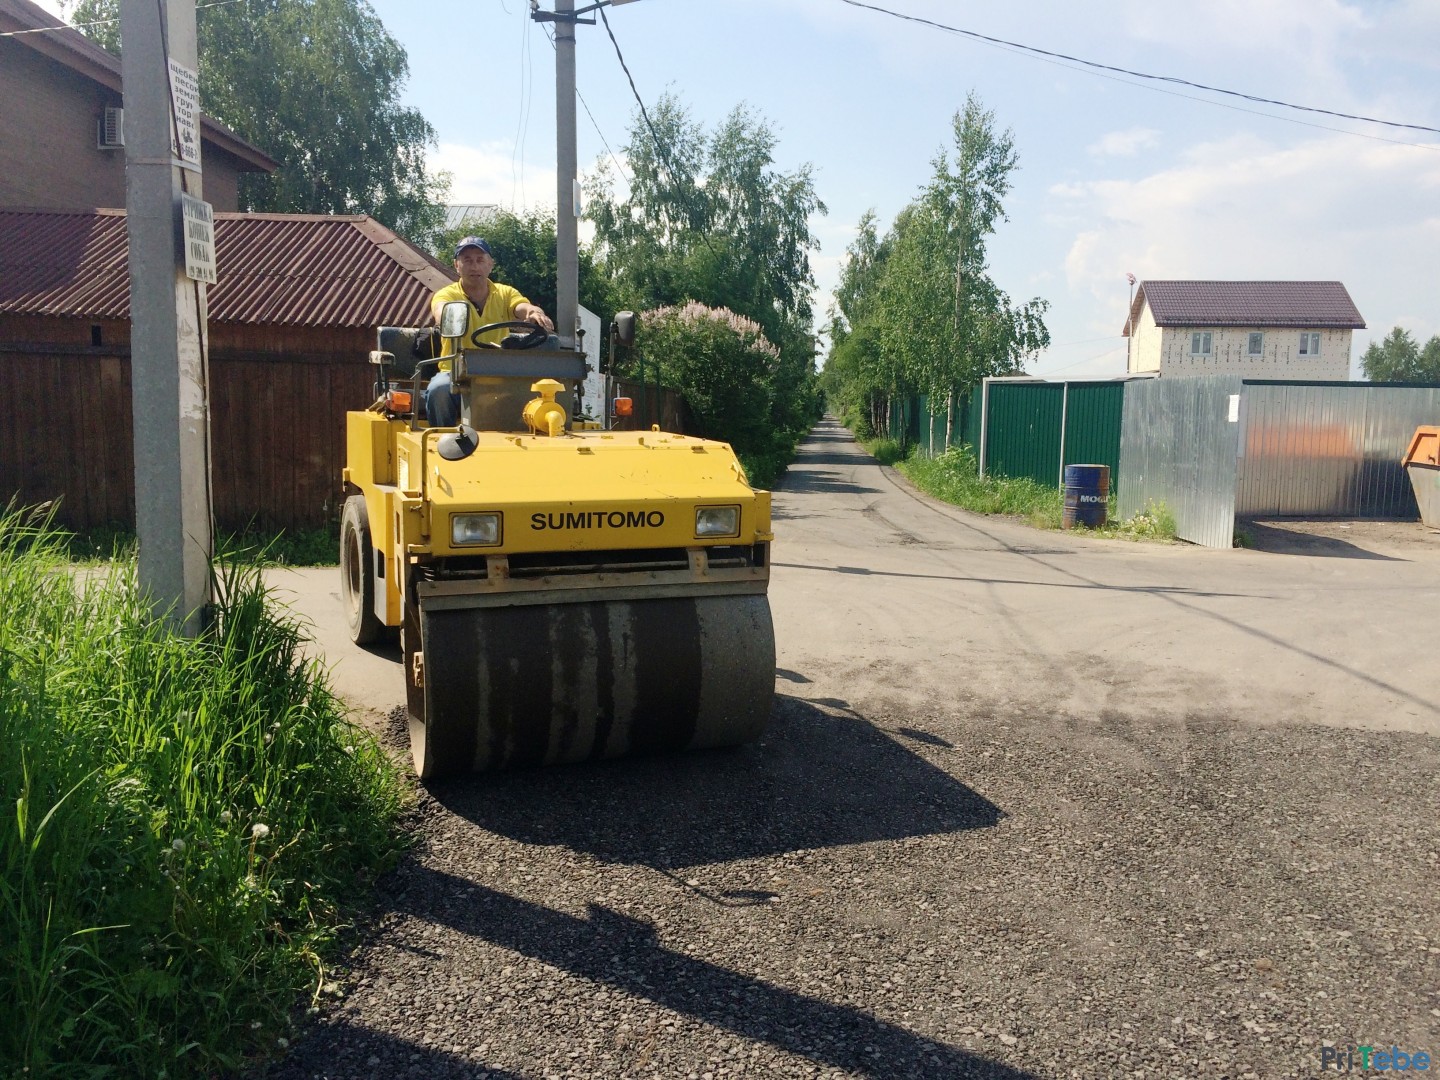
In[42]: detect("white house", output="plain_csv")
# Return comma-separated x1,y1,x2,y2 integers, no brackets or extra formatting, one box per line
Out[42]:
1123,280,1365,380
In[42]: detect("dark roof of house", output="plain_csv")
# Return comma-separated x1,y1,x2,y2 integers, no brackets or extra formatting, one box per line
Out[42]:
0,0,278,172
1123,280,1366,335
0,208,456,327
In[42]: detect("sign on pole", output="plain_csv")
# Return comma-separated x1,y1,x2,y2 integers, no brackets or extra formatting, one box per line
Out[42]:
179,193,216,284
167,58,201,170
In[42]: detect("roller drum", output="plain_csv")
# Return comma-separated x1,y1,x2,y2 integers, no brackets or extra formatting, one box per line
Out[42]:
409,593,775,778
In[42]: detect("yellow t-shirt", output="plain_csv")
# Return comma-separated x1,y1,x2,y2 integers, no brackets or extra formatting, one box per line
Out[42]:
430,280,532,367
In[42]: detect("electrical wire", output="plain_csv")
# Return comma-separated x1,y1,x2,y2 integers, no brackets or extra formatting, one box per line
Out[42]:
596,3,721,262
836,0,1440,137
540,24,630,188
513,4,533,208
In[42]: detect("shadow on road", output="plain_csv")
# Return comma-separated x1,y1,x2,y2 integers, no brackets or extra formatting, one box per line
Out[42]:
380,867,1042,1080
259,1023,527,1080
1239,520,1404,561
427,694,1003,870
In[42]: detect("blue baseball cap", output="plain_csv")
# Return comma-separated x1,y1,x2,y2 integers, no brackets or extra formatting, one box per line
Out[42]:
454,236,492,258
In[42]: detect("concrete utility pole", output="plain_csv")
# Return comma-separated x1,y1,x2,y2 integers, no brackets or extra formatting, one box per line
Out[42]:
121,0,214,636
553,0,579,351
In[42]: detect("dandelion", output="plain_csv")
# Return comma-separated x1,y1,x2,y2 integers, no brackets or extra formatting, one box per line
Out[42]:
219,810,233,824
264,732,274,746
250,1021,262,1030
171,838,185,853
251,823,271,840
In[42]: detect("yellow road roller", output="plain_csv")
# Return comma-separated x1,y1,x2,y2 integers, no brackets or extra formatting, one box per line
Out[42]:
340,302,775,778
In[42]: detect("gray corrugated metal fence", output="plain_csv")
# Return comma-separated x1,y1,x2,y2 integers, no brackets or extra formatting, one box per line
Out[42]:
1119,377,1242,549
1120,378,1440,548
1237,383,1440,517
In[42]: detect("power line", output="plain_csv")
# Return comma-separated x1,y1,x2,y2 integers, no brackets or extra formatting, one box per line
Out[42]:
836,0,1440,137
595,3,720,261
540,23,630,187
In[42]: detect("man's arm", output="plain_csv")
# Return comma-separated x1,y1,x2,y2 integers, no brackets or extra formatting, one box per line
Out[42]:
513,301,555,333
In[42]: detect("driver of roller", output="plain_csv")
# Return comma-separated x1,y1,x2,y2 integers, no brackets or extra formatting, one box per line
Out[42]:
425,236,555,427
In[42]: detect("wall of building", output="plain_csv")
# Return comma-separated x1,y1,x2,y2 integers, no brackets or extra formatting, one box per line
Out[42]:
1156,327,1351,380
0,40,246,212
0,39,125,208
1126,303,1163,373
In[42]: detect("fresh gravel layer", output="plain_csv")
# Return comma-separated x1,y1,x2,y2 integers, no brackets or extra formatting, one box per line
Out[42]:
259,697,1440,1080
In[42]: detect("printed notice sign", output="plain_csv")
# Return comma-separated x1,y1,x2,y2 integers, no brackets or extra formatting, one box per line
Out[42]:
180,194,217,284
168,59,201,170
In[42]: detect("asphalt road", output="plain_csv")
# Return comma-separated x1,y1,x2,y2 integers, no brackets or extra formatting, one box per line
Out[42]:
260,419,1440,1079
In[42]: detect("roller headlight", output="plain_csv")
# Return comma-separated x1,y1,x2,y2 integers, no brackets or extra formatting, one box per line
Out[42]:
451,512,502,547
695,505,740,538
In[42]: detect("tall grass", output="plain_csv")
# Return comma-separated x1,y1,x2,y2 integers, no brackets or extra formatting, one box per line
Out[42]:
898,445,1064,527
0,508,407,1077
890,444,1176,541
61,522,340,567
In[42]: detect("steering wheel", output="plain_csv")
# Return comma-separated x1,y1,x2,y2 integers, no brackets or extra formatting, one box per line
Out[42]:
470,320,550,350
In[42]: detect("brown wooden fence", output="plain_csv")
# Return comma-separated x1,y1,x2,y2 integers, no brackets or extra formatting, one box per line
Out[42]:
0,345,373,531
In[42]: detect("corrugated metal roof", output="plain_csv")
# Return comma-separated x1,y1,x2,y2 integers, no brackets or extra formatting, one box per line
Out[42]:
1125,280,1366,334
0,209,456,327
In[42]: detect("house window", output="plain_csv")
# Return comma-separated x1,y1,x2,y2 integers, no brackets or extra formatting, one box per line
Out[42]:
1247,332,1264,356
1190,332,1212,356
1299,332,1321,356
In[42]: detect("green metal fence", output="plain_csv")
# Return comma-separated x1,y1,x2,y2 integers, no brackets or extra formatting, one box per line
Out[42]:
886,379,1128,492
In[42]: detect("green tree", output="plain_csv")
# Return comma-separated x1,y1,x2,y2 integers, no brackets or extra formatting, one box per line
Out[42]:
587,95,824,475
585,95,825,360
1360,327,1440,382
69,0,447,243
435,209,614,330
873,94,1049,405
823,94,1049,445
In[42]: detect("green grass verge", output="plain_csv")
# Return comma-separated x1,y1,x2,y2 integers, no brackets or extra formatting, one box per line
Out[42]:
61,523,340,567
877,444,1176,542
0,507,408,1077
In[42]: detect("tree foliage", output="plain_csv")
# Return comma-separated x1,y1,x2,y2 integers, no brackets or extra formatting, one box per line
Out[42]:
586,95,824,477
1360,327,1440,382
822,94,1049,440
69,0,447,243
586,95,824,353
435,209,614,329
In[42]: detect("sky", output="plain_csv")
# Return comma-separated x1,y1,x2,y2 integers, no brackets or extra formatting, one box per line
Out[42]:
34,0,1440,378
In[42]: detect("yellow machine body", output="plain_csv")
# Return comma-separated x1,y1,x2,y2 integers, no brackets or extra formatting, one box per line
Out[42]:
341,341,775,779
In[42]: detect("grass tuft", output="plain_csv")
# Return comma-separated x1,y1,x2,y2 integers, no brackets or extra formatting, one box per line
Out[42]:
0,505,407,1077
60,523,340,568
896,445,1064,528
885,444,1176,542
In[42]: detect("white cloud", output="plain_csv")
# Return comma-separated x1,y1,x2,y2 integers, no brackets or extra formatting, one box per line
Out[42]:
1044,131,1440,374
432,142,558,212
1087,128,1160,157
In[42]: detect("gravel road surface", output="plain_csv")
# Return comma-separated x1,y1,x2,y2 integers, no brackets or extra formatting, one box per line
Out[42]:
261,420,1440,1080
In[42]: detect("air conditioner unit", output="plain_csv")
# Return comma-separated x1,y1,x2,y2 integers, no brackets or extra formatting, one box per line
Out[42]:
97,106,124,150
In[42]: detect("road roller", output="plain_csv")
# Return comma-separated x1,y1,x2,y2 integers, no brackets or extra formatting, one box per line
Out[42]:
340,302,776,779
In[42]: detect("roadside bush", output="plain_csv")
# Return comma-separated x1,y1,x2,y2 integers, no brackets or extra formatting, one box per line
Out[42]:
632,302,809,488
0,507,407,1077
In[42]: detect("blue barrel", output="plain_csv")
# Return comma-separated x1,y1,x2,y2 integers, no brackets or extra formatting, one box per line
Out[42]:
1062,464,1110,529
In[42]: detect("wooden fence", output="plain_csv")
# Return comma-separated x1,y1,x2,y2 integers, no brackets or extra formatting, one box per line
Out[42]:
0,345,372,532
